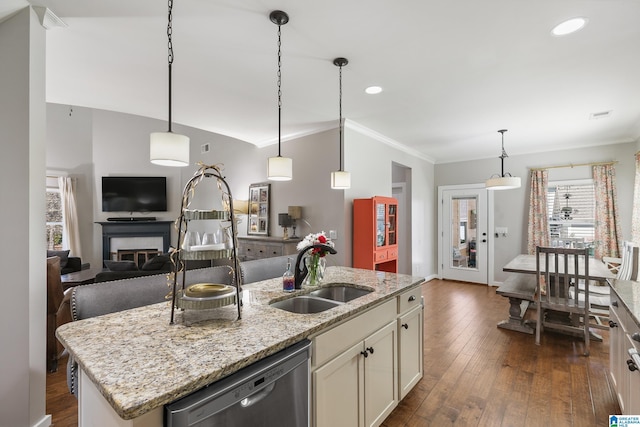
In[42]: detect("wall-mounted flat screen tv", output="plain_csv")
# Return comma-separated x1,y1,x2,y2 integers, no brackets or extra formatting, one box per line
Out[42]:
102,176,167,212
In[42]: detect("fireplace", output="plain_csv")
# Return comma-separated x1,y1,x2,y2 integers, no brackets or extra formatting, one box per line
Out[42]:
97,221,173,262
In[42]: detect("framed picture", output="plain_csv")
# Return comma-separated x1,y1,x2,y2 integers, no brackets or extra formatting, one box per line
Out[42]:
248,183,270,236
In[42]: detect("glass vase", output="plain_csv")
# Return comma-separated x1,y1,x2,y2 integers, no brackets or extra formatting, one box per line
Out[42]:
303,255,326,287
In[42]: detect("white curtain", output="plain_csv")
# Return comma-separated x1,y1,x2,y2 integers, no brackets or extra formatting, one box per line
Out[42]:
59,177,82,258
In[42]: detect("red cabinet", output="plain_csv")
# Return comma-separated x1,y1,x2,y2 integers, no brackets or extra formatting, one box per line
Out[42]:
353,196,398,273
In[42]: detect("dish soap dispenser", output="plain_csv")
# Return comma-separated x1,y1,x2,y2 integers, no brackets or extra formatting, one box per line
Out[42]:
283,257,295,292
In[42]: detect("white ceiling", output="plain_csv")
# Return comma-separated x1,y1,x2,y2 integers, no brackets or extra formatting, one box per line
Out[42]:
8,0,640,163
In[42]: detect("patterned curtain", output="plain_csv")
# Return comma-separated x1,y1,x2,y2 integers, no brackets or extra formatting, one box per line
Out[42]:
527,169,549,254
632,152,640,243
593,164,622,259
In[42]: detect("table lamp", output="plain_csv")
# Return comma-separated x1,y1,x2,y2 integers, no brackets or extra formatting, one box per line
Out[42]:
278,213,293,240
288,206,302,238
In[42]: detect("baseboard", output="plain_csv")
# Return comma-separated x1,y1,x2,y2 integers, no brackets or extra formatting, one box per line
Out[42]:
33,414,52,427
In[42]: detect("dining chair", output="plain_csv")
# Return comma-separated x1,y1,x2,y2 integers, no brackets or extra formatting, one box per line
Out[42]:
535,246,590,356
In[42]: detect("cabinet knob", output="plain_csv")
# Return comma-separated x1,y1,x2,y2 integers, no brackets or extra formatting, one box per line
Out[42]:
360,350,369,358
612,300,618,307
633,333,640,343
609,320,618,328
627,359,638,372
408,295,416,302
402,323,409,329
366,347,374,355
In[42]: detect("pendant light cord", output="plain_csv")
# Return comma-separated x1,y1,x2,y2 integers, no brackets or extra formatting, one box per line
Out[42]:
276,22,283,157
338,63,343,171
167,0,174,133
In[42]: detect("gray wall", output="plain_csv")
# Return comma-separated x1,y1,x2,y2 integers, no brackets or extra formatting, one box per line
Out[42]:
435,141,637,282
0,7,48,426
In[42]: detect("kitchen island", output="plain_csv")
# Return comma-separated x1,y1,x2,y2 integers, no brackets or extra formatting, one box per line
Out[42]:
56,266,425,425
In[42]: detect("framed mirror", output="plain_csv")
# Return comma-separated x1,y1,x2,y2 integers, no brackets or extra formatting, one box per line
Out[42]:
248,183,270,236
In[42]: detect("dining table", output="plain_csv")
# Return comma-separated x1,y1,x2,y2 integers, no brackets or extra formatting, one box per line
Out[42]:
497,254,614,338
502,253,615,282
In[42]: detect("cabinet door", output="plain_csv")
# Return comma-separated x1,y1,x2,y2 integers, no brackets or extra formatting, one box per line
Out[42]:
314,341,365,427
609,307,624,411
398,306,423,399
376,202,387,248
364,321,398,427
628,349,640,415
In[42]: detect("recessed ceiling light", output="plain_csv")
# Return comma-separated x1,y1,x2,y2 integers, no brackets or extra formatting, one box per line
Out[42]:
365,86,383,95
551,17,587,36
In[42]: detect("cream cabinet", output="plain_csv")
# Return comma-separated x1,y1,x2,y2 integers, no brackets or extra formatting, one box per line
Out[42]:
609,296,640,414
311,284,423,427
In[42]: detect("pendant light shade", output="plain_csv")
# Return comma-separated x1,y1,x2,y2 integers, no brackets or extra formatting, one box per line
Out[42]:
267,156,293,181
331,57,351,189
150,132,190,167
150,0,189,167
267,10,292,181
486,129,521,190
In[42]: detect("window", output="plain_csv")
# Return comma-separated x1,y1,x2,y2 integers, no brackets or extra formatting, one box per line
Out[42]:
46,182,64,250
547,180,595,245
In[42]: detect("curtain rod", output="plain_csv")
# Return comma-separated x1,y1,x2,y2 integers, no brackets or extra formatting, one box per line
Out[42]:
529,160,618,171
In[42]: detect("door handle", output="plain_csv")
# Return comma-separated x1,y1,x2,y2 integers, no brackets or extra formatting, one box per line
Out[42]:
240,382,276,407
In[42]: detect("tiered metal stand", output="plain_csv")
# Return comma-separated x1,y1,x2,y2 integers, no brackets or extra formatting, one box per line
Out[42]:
169,164,242,324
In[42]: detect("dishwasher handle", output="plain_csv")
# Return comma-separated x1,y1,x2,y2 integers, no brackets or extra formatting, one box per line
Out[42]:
240,382,276,408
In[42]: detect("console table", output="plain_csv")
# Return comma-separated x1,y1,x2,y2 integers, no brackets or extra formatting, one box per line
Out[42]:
237,236,300,261
97,221,172,262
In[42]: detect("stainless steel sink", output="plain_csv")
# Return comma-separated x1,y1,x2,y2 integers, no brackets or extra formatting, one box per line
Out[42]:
309,285,373,303
270,296,342,314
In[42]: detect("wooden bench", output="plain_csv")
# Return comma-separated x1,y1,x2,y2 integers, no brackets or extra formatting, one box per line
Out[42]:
496,273,537,334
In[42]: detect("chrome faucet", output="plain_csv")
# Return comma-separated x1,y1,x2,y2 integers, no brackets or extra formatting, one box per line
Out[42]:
294,244,337,289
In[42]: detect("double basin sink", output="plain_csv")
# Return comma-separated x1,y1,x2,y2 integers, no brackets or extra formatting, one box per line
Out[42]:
270,284,373,314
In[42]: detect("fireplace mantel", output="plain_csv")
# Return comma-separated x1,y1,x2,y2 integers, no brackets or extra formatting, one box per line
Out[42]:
97,221,173,261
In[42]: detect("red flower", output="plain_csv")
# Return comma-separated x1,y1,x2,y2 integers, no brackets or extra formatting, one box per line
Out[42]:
318,235,327,244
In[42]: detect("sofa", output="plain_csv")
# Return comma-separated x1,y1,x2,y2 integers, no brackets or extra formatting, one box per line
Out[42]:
94,255,232,282
65,255,292,395
47,250,82,275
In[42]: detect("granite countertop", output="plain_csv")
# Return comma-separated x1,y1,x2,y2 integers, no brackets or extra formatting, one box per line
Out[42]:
56,266,425,420
608,279,640,326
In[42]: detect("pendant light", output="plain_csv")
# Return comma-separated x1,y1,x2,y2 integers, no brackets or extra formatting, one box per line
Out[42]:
150,0,190,167
485,129,521,190
331,57,351,189
267,10,293,181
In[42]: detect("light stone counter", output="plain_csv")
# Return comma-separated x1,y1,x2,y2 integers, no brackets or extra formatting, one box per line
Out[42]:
56,266,425,420
609,279,640,327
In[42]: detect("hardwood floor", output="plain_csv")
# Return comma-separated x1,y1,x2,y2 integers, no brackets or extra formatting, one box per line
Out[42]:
46,278,620,426
383,279,619,427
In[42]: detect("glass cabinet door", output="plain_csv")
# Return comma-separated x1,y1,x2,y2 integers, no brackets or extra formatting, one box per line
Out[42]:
376,203,386,247
387,204,397,246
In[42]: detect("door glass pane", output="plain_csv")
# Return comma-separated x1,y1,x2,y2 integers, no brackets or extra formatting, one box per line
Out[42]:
376,203,386,247
450,196,477,269
388,204,397,245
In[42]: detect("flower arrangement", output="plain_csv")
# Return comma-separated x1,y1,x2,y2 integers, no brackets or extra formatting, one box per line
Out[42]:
297,231,334,286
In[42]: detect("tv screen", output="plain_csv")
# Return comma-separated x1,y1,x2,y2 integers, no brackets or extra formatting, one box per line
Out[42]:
102,176,167,212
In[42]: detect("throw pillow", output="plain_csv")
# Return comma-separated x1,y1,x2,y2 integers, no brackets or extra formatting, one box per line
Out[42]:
104,260,139,271
141,254,170,271
47,250,70,269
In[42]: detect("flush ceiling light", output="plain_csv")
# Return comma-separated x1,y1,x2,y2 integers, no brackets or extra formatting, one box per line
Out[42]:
267,10,293,181
365,86,383,95
485,129,521,191
551,17,587,36
331,57,351,190
150,0,190,167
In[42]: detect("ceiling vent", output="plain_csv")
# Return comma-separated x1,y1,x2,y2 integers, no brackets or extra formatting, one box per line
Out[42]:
589,110,612,120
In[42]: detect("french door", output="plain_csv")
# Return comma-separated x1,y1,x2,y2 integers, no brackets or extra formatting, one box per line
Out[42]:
439,185,489,284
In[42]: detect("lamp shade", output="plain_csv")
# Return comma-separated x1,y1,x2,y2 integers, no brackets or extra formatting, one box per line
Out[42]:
331,171,351,189
288,205,302,220
267,156,293,181
150,132,190,167
485,176,521,190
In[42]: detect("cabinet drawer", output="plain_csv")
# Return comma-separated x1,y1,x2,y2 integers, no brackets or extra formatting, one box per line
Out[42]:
387,247,398,259
398,286,422,314
312,298,396,368
375,250,388,262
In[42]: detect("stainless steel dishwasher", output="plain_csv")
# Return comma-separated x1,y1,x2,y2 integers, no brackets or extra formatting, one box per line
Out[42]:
165,340,311,427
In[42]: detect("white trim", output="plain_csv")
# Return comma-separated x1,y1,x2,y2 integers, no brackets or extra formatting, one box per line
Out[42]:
33,414,52,427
